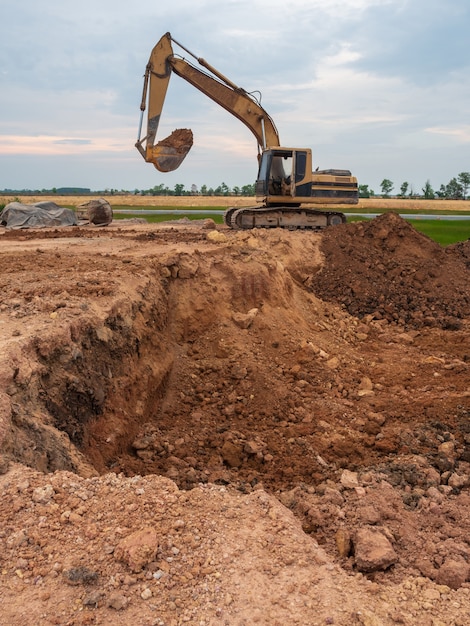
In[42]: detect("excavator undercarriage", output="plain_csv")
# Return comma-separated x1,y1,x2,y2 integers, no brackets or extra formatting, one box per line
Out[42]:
224,206,346,230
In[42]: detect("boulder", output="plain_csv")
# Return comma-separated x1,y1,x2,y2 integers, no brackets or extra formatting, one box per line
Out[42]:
77,198,113,225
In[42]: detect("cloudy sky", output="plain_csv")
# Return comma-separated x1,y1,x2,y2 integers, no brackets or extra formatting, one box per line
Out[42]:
1,0,469,194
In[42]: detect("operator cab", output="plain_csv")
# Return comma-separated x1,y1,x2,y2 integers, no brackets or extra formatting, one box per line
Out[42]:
255,148,311,204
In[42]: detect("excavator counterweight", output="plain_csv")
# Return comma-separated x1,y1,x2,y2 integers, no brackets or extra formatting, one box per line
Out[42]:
136,32,358,229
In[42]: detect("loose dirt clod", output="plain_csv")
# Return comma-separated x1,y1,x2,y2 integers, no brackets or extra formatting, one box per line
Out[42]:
155,127,193,151
0,214,469,624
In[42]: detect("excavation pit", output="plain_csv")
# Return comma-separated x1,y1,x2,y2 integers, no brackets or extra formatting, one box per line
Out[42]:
2,214,468,489
1,216,470,597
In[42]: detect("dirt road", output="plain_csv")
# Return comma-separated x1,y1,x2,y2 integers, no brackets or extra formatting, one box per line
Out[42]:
0,214,469,625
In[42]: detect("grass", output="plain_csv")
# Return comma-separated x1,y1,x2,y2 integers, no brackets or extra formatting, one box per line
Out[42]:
399,219,470,245
113,209,225,225
347,206,469,216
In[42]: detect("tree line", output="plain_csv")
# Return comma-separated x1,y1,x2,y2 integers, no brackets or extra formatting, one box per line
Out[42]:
0,183,256,197
3,172,470,199
361,172,470,200
137,182,256,197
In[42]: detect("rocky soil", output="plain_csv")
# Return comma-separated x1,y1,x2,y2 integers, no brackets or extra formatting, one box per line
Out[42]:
0,212,469,625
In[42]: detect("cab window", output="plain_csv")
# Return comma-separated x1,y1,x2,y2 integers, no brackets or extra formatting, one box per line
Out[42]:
295,151,307,182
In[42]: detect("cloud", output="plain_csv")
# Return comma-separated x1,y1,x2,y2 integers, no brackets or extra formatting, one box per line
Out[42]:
0,0,468,192
0,134,130,156
53,139,92,145
425,126,470,144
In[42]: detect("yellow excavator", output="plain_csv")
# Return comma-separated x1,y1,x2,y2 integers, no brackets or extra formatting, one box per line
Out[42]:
136,32,358,229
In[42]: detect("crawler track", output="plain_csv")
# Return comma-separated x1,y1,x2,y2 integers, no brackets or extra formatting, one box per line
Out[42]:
224,206,346,229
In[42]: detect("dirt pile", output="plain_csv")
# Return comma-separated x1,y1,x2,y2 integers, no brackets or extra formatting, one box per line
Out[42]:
310,212,469,329
0,215,469,624
156,128,193,151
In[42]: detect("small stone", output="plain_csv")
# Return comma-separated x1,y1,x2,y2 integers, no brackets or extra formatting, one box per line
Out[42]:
141,587,152,600
340,469,359,489
448,473,468,489
323,487,344,506
354,527,397,573
359,376,373,391
335,528,352,557
426,486,444,503
232,308,258,329
438,441,455,458
83,590,105,607
221,441,244,468
107,592,129,611
32,485,55,504
206,230,227,242
436,558,470,590
114,527,159,572
202,218,216,229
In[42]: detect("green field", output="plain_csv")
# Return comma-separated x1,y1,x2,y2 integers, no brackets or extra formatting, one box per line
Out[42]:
111,206,470,246
410,219,470,245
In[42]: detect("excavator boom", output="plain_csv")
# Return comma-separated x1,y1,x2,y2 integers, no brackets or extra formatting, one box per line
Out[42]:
136,32,280,172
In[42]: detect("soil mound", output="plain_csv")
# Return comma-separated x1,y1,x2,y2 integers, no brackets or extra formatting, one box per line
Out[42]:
310,212,470,329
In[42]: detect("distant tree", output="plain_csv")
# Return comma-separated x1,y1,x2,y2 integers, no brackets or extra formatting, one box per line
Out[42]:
151,184,166,196
445,178,463,200
190,184,198,195
214,182,230,196
457,172,470,199
232,185,240,196
358,184,370,198
399,182,409,197
174,183,185,196
422,180,434,199
241,183,255,196
380,179,394,197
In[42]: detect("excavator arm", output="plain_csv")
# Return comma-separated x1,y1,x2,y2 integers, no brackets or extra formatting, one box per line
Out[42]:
136,32,280,172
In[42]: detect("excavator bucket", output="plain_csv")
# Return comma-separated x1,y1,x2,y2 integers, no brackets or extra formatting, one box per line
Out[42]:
148,128,193,172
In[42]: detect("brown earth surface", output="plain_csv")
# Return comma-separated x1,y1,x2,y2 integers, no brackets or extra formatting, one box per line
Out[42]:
0,212,470,625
